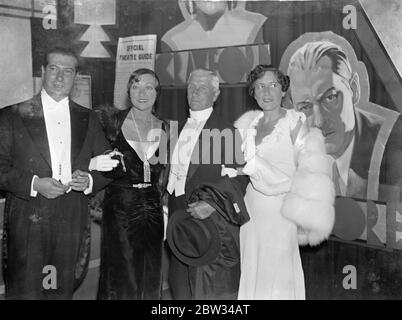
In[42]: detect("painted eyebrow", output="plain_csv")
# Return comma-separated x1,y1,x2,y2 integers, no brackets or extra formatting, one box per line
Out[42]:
296,87,337,105
318,87,338,101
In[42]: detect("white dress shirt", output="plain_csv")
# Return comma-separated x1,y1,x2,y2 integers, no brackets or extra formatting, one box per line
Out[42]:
42,89,72,184
30,89,92,197
167,107,213,196
333,136,355,196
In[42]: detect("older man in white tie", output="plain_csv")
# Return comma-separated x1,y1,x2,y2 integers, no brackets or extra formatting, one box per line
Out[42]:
165,69,249,300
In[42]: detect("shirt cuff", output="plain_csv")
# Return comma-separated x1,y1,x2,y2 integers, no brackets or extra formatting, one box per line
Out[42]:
30,175,38,197
83,173,93,195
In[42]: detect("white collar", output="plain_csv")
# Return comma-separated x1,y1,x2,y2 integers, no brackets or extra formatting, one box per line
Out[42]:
189,107,213,122
41,89,69,109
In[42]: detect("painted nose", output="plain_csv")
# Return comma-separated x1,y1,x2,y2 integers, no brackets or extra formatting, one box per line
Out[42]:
312,104,323,128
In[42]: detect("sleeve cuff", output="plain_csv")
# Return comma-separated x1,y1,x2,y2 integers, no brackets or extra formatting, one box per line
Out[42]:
30,175,38,197
84,173,94,195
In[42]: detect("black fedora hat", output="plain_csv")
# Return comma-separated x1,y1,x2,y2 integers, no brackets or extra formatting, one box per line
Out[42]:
167,209,221,266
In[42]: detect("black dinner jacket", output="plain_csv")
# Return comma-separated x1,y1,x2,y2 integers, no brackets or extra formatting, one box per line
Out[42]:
0,93,110,202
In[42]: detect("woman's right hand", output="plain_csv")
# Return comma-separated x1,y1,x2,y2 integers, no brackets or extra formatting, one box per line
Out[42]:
89,153,120,172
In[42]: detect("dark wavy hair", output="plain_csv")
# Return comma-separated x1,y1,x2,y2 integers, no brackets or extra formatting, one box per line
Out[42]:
247,64,290,97
43,45,80,72
126,68,161,98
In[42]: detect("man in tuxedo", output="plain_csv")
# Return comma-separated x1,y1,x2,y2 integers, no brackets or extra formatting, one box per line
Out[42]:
165,68,249,299
286,39,402,201
0,46,110,299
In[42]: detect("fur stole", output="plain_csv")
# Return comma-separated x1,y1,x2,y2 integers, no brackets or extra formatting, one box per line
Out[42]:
281,127,335,246
234,110,262,138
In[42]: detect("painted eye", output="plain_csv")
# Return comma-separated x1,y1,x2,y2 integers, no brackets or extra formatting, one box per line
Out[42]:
269,82,279,88
255,83,265,90
322,90,339,104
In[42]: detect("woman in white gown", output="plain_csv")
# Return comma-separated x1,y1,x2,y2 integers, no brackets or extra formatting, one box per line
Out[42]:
234,65,335,300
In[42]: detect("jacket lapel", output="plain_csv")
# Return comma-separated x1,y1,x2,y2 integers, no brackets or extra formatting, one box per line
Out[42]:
70,101,89,166
20,95,52,168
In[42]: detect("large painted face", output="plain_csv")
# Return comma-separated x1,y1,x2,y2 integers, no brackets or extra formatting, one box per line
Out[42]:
187,74,219,111
253,71,285,112
41,53,77,102
289,55,355,159
194,1,227,16
129,73,158,112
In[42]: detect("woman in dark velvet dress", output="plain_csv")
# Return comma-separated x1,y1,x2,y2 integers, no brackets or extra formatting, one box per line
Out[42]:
94,69,168,300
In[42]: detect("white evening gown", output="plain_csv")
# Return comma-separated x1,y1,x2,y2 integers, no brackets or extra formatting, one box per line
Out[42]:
238,109,305,300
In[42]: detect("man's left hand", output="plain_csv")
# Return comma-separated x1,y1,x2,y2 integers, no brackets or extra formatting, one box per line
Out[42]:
186,201,215,220
69,170,90,191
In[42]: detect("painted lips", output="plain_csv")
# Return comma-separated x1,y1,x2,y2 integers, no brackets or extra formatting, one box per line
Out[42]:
322,130,335,139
